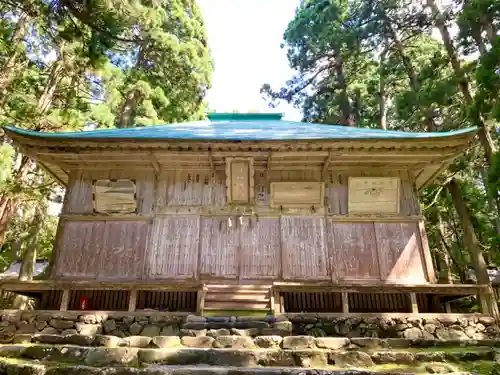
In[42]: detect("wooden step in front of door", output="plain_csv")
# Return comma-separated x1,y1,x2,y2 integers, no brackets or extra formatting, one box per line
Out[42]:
204,284,271,312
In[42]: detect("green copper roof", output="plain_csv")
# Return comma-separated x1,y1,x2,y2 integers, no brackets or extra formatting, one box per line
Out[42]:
4,113,477,141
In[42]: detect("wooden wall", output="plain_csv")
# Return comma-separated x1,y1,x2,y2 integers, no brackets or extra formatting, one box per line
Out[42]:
53,168,430,284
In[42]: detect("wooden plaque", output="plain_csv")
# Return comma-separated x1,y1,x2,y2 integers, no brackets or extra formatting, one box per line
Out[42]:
93,179,137,214
226,157,254,204
270,182,324,208
348,177,399,214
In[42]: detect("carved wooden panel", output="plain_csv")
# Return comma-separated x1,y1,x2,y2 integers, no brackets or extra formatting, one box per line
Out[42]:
348,177,400,214
270,182,324,208
146,216,199,279
280,216,329,280
375,222,427,283
226,157,254,204
240,218,280,279
199,218,239,278
93,179,137,214
329,223,380,280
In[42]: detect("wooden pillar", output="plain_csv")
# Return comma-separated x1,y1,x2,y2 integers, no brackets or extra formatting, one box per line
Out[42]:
196,286,207,316
444,302,452,313
341,292,349,313
272,289,281,314
60,289,69,311
410,293,419,313
418,221,437,283
279,295,285,314
128,290,137,312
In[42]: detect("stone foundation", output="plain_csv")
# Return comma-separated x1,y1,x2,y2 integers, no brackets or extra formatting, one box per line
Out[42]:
0,310,498,342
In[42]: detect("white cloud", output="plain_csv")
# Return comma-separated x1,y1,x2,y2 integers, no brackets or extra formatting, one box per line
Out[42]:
197,0,302,121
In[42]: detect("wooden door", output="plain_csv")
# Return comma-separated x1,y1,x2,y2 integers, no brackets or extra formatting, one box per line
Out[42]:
199,218,239,279
239,218,281,280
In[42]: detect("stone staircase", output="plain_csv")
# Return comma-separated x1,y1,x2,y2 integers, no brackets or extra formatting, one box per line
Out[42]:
0,331,496,374
203,284,271,312
0,310,498,374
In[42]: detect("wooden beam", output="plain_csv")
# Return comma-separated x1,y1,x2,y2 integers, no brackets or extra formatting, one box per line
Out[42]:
60,214,152,222
410,292,419,313
445,302,452,313
322,149,333,178
279,295,285,314
208,150,216,174
272,281,489,295
267,152,272,175
149,153,160,174
341,292,349,313
128,289,137,312
60,289,69,311
1,280,203,292
418,220,437,283
196,285,207,316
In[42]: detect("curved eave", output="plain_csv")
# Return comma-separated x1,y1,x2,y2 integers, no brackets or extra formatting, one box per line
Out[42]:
3,124,478,146
3,126,478,190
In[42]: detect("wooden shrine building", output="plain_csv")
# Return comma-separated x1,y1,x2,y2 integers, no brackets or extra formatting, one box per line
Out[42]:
2,113,488,315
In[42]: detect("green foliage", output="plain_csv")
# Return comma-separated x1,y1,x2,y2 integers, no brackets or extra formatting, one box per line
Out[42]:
0,0,212,274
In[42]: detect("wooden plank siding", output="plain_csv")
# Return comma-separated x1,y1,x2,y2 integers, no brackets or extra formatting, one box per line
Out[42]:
54,220,148,280
145,216,199,279
53,168,430,284
329,223,380,281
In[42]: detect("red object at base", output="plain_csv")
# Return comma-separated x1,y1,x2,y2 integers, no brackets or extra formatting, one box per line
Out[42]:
79,297,89,310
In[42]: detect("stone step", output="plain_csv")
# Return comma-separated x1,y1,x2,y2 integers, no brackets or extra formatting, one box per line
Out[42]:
0,361,486,375
0,343,495,368
9,332,500,350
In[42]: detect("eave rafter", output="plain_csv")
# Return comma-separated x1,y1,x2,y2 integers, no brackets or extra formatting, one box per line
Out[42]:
6,128,475,189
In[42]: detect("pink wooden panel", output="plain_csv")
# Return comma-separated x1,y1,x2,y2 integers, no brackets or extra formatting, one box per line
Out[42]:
55,221,101,278
240,218,280,279
145,216,199,279
280,216,329,280
98,221,149,280
199,218,238,278
375,222,427,283
55,221,149,280
329,223,380,280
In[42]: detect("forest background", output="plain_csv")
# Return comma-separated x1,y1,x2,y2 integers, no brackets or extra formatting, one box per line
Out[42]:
0,0,499,295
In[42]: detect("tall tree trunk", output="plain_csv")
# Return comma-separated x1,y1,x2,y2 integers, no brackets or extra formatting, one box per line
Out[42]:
36,60,64,115
0,54,63,249
12,206,43,309
117,46,145,129
333,45,354,127
117,89,141,128
0,11,30,99
430,206,454,283
480,168,500,236
482,13,497,45
446,179,499,318
0,156,31,249
379,47,388,130
426,0,496,164
379,7,437,132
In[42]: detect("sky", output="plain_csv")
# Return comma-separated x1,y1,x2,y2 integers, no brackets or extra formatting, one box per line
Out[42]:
197,0,302,121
